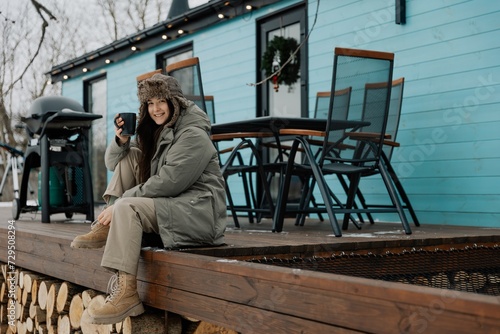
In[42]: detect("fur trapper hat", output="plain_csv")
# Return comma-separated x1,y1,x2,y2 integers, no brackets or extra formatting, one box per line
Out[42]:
137,73,189,127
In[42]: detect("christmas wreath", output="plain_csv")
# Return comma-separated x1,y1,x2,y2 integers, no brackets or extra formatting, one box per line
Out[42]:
261,36,300,86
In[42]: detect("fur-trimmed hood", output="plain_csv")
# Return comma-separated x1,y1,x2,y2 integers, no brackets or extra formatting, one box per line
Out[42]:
137,74,189,127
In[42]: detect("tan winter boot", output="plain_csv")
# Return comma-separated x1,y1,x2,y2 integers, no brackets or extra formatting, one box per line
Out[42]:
70,221,110,249
89,271,144,324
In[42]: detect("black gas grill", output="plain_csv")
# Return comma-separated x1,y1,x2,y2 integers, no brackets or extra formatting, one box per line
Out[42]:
14,96,102,223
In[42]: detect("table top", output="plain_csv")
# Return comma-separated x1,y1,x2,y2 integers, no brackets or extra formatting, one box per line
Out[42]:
211,116,368,135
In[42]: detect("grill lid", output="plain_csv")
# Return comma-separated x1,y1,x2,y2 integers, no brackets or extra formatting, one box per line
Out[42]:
24,96,102,136
29,96,85,117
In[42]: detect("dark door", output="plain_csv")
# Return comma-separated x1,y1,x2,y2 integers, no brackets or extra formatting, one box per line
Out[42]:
256,4,308,207
257,4,307,118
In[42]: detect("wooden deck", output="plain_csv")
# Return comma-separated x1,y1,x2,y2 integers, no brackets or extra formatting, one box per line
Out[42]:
1,204,500,333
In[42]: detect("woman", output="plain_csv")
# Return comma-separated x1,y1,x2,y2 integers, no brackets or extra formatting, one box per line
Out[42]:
71,73,227,324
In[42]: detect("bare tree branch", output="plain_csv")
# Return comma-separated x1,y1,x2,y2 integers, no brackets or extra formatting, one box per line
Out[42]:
98,0,119,41
7,1,57,93
0,1,57,148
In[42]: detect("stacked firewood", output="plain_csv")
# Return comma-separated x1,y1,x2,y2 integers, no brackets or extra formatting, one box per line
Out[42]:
0,263,240,334
0,263,165,334
393,270,500,295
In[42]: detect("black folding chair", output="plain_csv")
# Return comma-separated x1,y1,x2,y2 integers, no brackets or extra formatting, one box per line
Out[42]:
282,87,354,226
273,47,413,236
349,77,420,227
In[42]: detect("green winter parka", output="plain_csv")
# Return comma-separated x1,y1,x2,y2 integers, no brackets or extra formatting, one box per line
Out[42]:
104,101,226,249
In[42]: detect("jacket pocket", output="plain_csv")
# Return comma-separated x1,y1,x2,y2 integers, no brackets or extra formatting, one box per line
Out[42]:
169,192,216,246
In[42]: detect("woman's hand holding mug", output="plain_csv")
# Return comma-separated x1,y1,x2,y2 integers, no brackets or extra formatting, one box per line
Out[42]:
114,113,137,145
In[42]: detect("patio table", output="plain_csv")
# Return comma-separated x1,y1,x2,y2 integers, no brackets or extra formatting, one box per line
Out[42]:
211,116,369,163
211,116,369,228
211,116,367,135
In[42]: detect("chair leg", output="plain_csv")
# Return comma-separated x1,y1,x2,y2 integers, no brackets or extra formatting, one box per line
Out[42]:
273,137,344,236
311,195,325,221
378,162,412,234
302,142,343,236
341,174,362,231
273,138,342,234
240,171,255,224
220,141,258,228
393,176,420,226
336,174,368,225
233,152,256,224
249,142,275,222
295,177,326,226
353,186,375,224
293,175,310,226
256,168,281,222
272,155,294,233
383,155,420,227
224,180,241,228
310,165,343,237
297,176,357,227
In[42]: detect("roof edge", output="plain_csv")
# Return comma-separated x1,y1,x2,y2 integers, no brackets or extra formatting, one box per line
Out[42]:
47,0,282,83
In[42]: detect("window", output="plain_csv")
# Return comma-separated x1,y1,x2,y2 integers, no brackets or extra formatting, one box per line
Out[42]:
157,43,193,71
84,75,107,203
157,43,193,94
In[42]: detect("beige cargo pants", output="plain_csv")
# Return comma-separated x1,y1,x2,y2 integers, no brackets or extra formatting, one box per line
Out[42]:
100,147,159,276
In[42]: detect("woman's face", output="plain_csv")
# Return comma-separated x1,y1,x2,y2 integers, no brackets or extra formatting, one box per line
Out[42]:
147,97,171,125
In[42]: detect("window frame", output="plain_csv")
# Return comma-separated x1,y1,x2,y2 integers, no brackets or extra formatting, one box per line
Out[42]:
156,42,193,71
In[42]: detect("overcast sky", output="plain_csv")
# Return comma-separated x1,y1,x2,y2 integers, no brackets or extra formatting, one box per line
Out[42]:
0,0,212,119
3,0,211,53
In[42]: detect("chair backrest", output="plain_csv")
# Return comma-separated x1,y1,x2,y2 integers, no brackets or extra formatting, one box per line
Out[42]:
166,57,207,116
136,69,162,82
314,87,352,120
360,77,404,159
324,47,394,164
313,88,352,149
314,92,331,119
205,95,216,124
384,77,404,160
179,94,215,125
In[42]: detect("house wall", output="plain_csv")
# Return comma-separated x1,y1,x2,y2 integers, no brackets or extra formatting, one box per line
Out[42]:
305,0,500,227
61,0,500,227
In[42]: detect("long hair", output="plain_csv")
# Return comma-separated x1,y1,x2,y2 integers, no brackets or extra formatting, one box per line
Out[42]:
135,99,175,183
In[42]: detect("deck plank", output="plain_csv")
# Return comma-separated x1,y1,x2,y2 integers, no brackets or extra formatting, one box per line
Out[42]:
164,288,363,334
1,206,500,333
136,251,500,333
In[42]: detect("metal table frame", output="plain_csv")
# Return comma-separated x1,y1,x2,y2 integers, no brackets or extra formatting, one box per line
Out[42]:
211,116,369,229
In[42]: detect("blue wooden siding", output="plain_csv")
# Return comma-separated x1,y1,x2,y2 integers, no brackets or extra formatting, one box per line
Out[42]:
306,0,500,227
61,0,500,227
